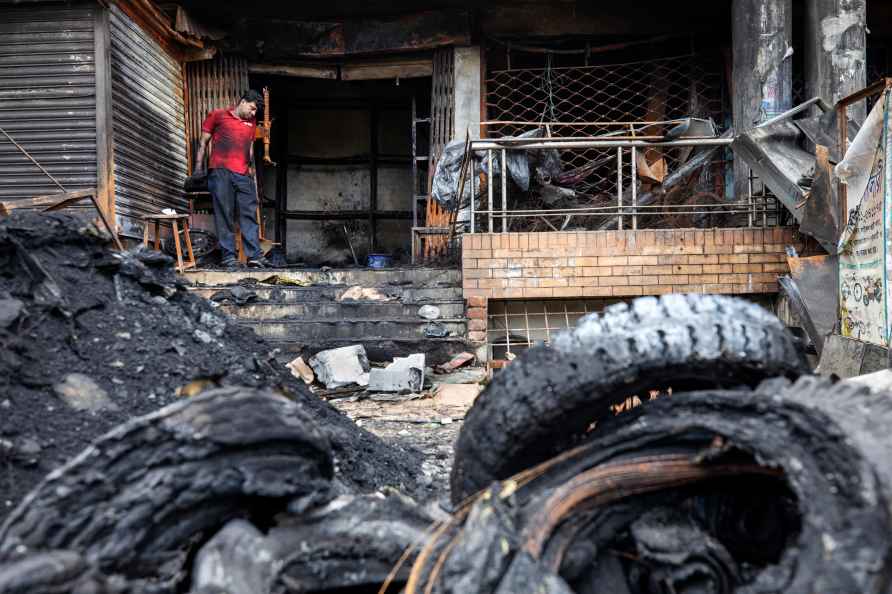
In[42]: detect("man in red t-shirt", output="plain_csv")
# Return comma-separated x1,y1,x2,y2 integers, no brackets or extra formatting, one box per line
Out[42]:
195,89,269,268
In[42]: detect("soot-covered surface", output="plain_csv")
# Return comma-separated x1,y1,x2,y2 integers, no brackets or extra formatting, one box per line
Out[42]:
0,212,421,519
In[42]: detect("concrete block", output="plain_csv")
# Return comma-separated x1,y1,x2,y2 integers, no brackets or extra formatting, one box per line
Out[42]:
368,354,425,393
309,345,370,389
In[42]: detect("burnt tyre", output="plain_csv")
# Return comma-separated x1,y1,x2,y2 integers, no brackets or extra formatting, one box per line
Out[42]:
450,294,809,505
414,377,892,594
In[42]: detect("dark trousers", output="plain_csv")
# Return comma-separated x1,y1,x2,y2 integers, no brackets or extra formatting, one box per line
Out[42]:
208,168,262,259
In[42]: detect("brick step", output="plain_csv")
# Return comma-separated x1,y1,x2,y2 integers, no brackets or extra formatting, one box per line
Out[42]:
218,301,466,321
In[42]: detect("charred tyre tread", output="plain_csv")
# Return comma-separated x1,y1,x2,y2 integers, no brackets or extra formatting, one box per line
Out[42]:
450,294,808,504
0,387,333,584
423,376,892,594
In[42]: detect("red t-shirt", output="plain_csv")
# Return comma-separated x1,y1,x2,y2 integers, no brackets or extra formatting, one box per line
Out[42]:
201,107,256,175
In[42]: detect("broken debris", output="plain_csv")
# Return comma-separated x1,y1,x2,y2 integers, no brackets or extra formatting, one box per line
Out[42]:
368,354,425,393
52,373,118,413
418,304,441,320
209,285,258,306
309,345,371,389
436,351,476,373
286,355,315,385
434,383,481,407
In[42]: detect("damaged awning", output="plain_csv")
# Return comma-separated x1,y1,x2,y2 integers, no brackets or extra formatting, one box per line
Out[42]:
730,97,859,254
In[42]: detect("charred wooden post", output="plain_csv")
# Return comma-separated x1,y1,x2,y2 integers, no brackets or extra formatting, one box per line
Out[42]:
731,0,793,198
804,0,867,122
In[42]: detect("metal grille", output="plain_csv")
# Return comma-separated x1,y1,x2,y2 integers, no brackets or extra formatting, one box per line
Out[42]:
422,47,457,261
487,298,620,361
185,55,248,173
109,4,188,234
0,4,97,201
486,53,726,201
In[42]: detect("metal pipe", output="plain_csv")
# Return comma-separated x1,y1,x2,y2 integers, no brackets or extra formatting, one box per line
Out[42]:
501,148,507,233
469,138,732,151
492,209,759,219
470,157,476,234
631,146,638,230
616,147,623,230
755,96,832,128
488,149,494,233
747,168,754,227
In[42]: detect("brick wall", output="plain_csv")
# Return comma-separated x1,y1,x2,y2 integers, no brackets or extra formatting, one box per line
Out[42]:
462,228,799,300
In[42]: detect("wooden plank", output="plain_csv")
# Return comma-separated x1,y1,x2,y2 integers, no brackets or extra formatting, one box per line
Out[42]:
341,59,432,81
248,63,338,79
0,190,96,215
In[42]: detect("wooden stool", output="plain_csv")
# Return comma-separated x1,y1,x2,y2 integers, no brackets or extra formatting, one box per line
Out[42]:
142,214,196,272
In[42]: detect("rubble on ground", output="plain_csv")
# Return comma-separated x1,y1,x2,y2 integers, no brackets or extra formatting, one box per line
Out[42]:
0,212,422,521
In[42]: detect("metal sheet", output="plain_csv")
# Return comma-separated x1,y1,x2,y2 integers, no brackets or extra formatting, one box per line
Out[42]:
800,145,839,254
730,120,812,222
0,5,97,201
109,3,187,233
787,253,839,354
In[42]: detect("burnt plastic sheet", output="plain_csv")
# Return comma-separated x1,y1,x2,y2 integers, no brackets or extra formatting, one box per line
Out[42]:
431,129,561,211
407,376,892,594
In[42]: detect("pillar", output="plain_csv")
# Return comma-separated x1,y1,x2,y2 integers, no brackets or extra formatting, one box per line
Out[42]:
732,0,794,196
453,46,481,141
805,0,867,122
452,46,482,225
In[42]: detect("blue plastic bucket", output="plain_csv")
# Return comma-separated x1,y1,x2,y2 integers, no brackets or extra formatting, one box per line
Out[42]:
367,253,392,269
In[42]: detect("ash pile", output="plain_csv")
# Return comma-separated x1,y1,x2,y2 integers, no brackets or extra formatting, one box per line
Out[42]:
0,212,433,593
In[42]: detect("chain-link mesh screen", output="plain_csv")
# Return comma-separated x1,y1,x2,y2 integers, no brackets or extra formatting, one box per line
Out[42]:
486,53,726,201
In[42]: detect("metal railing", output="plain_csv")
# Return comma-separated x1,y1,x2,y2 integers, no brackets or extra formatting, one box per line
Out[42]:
456,126,787,233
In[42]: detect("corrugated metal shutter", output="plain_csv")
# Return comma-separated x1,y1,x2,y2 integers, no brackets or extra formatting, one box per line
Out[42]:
0,5,97,201
108,4,187,231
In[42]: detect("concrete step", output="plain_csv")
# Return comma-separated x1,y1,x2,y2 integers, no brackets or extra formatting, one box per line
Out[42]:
242,318,467,342
184,267,461,289
219,301,466,321
189,285,464,305
272,337,472,366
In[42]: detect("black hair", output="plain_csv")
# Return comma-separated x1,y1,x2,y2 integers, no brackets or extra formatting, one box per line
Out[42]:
240,89,263,107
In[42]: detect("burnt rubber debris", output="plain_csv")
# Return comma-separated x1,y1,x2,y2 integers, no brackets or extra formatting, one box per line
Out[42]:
3,213,892,594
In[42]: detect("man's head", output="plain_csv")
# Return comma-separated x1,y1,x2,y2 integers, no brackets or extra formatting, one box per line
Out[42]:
235,89,263,120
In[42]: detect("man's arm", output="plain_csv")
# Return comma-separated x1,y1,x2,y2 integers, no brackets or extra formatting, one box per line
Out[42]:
194,132,212,174
248,139,255,178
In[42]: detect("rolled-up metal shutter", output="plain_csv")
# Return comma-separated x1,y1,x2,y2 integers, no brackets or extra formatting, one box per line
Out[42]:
0,4,97,201
108,3,187,233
